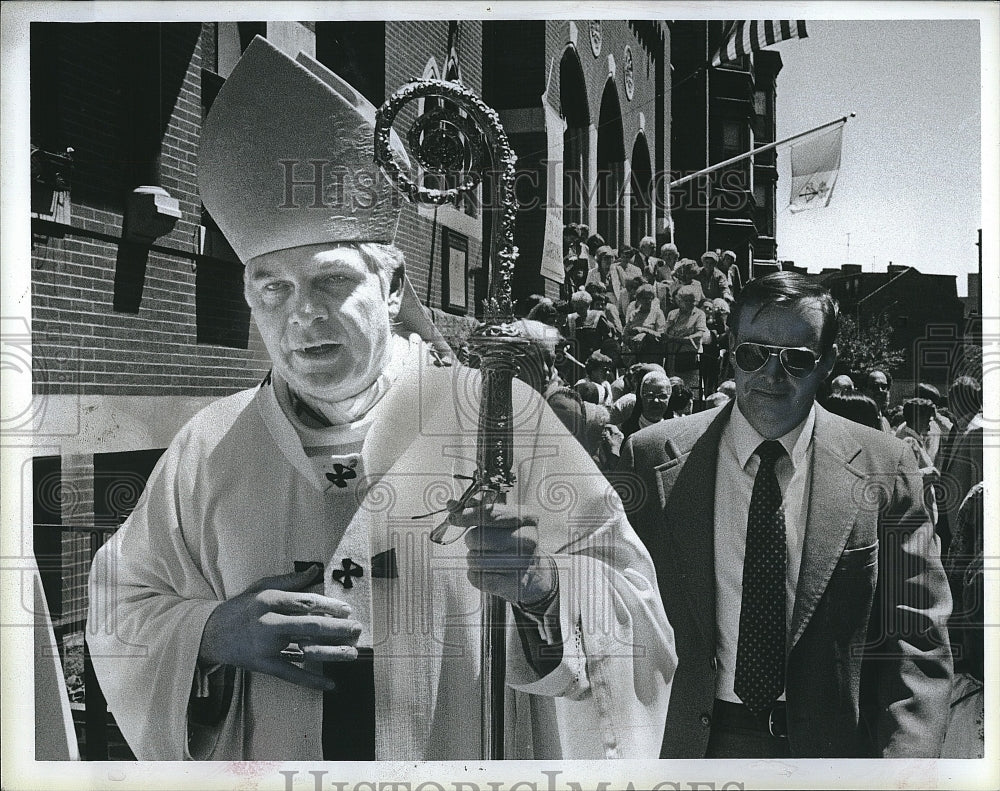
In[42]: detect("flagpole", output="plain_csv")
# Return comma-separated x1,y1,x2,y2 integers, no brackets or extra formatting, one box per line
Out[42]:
704,21,710,251
670,112,855,189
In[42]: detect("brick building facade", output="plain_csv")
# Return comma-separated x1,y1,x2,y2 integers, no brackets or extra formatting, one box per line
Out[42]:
815,264,968,400
669,21,782,282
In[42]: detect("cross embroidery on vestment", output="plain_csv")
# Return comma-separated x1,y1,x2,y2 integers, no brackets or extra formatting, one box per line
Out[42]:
331,558,364,589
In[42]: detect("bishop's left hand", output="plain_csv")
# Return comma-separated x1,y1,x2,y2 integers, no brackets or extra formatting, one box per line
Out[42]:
443,498,557,609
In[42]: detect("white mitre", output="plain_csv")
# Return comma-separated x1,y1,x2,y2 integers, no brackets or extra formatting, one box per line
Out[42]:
199,34,448,354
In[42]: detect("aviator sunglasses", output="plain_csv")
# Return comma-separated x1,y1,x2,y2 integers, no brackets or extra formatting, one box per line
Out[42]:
733,342,821,379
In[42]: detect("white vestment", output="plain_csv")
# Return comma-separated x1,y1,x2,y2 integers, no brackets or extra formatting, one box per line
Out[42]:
87,342,675,760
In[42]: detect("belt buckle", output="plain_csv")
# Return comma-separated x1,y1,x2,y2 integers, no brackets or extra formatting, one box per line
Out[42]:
767,705,788,739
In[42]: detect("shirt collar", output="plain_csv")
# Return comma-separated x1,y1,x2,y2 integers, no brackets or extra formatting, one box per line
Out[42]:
895,423,923,443
256,333,426,492
727,400,816,470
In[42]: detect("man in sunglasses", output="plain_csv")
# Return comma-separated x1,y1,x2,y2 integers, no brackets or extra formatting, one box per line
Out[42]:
864,369,894,432
620,271,952,758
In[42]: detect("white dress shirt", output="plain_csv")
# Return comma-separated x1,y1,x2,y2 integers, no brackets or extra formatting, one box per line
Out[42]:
713,402,816,702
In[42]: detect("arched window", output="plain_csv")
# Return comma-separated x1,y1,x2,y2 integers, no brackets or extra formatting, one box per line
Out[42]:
559,47,589,228
629,133,652,244
596,80,625,248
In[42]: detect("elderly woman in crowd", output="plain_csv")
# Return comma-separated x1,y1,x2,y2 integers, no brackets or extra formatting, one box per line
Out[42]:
668,258,706,306
565,289,612,362
625,283,667,365
585,244,616,290
663,284,710,391
607,362,665,425
619,368,674,440
588,245,641,316
657,242,679,280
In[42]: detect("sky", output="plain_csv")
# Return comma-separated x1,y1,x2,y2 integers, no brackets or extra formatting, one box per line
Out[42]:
773,19,983,295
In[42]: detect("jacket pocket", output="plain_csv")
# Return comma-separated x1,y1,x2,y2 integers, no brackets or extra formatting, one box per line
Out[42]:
836,541,879,570
825,542,879,643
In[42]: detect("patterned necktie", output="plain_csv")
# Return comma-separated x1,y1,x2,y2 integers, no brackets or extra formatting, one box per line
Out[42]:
734,439,787,714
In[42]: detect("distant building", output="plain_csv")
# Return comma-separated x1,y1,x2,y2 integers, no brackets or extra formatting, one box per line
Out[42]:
668,21,782,282
962,270,982,319
814,264,967,397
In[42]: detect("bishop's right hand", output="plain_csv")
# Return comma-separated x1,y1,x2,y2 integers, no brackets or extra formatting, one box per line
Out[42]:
197,565,360,691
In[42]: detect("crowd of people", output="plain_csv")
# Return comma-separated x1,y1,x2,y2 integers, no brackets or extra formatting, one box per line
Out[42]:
819,370,984,757
558,223,739,391
459,225,743,476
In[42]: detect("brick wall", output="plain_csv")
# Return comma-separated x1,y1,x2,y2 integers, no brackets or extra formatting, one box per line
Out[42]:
31,22,270,399
58,454,94,628
385,21,485,319
32,20,668,398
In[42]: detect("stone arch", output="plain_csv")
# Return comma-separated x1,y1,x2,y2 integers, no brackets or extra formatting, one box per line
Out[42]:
596,78,625,248
629,132,653,244
559,45,590,228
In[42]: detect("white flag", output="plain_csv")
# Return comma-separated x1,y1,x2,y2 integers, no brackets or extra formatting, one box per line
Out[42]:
540,58,566,283
789,125,843,212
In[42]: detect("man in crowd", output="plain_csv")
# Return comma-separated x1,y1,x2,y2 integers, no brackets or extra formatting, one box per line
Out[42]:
620,271,952,758
636,235,663,281
86,36,674,762
697,251,733,303
915,382,952,468
829,373,855,396
938,375,984,554
721,250,742,298
863,369,893,431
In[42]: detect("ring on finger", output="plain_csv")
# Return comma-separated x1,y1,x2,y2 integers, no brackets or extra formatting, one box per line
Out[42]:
279,643,305,661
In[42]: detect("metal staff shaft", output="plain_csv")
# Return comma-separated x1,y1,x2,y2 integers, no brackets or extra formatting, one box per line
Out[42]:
375,80,522,760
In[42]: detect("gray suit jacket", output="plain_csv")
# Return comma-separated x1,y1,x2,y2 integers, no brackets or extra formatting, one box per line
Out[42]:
619,402,953,757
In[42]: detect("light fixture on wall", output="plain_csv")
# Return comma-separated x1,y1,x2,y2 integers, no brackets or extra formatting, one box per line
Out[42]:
30,146,74,224
113,186,182,313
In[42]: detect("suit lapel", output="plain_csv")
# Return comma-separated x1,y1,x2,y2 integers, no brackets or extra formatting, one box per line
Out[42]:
663,404,732,647
788,406,864,651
